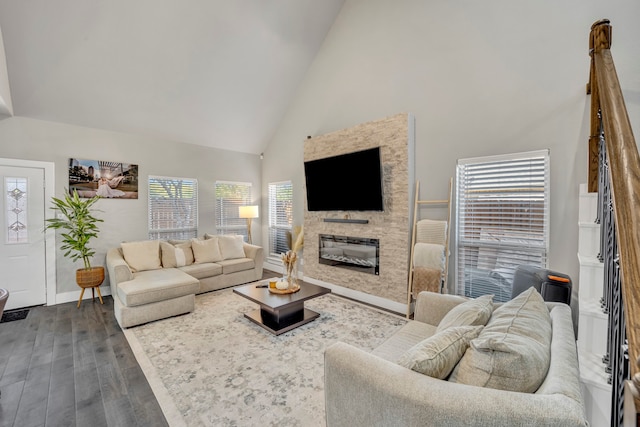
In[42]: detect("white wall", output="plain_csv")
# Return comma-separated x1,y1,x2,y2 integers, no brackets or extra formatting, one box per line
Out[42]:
261,0,640,290
0,116,261,294
0,24,13,117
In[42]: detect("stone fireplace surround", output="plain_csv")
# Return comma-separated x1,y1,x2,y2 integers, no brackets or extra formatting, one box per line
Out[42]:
303,113,414,312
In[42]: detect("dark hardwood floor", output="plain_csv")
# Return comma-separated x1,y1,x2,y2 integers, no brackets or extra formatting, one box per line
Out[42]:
0,296,168,427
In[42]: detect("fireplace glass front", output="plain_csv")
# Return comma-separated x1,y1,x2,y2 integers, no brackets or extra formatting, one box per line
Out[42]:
319,234,379,275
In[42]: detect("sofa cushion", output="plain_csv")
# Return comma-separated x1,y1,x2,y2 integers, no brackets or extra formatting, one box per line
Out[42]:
372,321,438,363
436,294,494,333
191,237,223,263
218,235,246,260
160,241,194,268
179,262,223,280
397,325,483,379
121,240,162,272
117,268,199,307
450,287,552,393
216,258,255,274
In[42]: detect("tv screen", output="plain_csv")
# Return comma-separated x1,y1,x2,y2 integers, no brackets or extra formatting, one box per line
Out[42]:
304,147,384,211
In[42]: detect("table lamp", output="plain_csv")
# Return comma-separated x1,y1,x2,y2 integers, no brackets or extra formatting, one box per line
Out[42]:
239,205,259,243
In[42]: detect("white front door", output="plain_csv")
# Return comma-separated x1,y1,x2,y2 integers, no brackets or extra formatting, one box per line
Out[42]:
0,165,47,310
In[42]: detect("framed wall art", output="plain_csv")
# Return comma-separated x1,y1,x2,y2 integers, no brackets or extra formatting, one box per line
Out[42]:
68,158,138,199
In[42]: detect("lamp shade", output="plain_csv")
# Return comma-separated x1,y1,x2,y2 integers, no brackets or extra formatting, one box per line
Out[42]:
239,205,259,219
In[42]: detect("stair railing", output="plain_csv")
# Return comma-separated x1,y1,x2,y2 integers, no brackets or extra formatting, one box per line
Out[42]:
588,19,640,426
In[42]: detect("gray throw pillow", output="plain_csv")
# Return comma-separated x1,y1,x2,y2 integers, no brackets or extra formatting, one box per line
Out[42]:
449,287,552,393
397,325,483,379
436,294,494,333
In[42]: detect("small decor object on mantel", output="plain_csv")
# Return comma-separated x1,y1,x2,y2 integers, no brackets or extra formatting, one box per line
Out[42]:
45,189,105,308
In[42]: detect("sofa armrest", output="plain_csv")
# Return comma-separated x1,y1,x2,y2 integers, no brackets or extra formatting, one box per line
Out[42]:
325,342,587,427
106,247,133,288
243,243,264,272
413,291,467,326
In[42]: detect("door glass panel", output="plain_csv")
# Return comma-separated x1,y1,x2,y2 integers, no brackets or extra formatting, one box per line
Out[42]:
5,177,28,244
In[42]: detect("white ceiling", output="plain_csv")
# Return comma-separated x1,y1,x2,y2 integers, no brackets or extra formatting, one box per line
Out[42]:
0,0,345,154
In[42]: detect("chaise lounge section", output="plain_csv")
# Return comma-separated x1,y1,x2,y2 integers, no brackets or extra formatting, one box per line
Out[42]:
107,234,264,328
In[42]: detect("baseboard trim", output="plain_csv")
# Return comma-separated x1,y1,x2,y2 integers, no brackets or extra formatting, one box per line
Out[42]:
303,276,406,315
54,286,112,305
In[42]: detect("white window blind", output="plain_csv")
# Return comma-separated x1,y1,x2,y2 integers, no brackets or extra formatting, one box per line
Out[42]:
148,176,198,240
215,181,252,239
455,150,550,302
268,181,293,257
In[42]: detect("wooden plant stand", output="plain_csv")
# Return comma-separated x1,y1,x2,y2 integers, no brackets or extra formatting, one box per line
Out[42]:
76,266,105,308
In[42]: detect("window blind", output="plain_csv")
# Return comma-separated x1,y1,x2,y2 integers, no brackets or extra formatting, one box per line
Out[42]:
148,176,198,240
268,181,293,257
455,150,550,302
215,181,252,239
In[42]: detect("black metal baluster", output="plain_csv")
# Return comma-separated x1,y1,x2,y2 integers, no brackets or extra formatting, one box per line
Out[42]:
596,129,630,426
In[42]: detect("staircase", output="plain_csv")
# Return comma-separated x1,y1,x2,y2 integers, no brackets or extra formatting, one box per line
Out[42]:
578,183,612,426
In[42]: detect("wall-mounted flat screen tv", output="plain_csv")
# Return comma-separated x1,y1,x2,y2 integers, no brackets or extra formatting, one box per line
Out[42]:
304,147,384,211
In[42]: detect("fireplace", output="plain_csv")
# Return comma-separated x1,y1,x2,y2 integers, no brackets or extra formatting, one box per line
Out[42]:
319,234,380,275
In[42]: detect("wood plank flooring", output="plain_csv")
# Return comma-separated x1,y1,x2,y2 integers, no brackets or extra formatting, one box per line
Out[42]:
0,297,168,427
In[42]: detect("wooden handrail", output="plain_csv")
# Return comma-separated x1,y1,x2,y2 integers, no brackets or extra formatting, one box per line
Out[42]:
588,19,640,423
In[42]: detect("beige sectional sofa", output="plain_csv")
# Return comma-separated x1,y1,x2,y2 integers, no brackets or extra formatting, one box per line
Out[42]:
106,234,263,328
325,288,587,427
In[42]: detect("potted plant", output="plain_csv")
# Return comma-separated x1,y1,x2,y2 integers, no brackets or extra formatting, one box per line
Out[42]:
45,189,104,307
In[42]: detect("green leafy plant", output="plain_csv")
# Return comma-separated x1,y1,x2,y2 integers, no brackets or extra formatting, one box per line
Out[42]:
45,189,103,269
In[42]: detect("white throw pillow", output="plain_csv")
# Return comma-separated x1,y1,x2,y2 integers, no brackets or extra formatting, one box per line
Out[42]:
121,240,162,272
436,294,494,333
191,237,223,263
397,325,483,379
218,235,245,260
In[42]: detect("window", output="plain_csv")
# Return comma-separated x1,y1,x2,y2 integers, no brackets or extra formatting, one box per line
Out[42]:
268,181,293,258
148,176,198,240
455,150,549,302
215,181,252,240
5,177,28,244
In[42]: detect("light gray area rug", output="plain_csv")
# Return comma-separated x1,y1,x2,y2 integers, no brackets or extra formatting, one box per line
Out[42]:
123,286,407,427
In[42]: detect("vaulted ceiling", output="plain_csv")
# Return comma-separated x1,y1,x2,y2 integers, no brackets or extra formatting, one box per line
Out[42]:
0,0,345,154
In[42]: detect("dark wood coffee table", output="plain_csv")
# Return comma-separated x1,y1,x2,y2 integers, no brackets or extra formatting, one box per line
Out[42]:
233,280,331,335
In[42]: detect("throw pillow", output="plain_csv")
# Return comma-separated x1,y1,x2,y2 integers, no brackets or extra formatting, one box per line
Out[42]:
191,237,223,263
218,235,245,260
436,294,494,333
449,287,552,393
160,241,194,267
121,240,162,272
397,325,483,379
